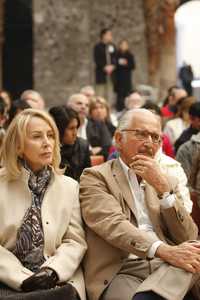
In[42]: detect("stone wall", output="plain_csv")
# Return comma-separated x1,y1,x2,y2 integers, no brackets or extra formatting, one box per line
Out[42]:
33,0,148,107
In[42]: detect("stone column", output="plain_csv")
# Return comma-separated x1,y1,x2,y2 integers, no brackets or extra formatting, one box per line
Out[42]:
33,0,148,108
33,0,91,107
143,0,161,88
143,0,180,101
159,0,179,100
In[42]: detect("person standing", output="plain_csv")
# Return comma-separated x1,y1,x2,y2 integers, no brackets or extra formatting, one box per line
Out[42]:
115,40,135,112
93,28,116,104
179,63,194,96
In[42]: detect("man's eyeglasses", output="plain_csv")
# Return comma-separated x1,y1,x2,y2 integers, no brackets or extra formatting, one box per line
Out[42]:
121,129,162,144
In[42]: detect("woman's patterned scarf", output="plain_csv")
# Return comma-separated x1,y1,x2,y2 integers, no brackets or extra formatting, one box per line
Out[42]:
13,160,51,272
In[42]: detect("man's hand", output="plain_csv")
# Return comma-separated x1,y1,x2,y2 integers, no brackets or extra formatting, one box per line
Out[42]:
104,64,115,75
130,154,170,194
156,242,200,273
21,267,58,292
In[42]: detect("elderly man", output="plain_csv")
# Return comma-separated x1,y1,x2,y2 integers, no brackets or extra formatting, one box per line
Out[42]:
80,109,200,300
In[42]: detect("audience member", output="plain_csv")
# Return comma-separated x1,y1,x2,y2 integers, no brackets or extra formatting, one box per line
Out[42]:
174,101,200,153
176,131,200,180
80,108,198,300
21,90,45,110
117,91,144,121
89,96,116,137
163,96,195,145
0,109,87,299
115,39,135,112
93,28,116,102
0,97,7,155
80,85,95,101
67,93,112,160
0,90,12,113
8,98,31,126
161,86,187,119
49,105,91,181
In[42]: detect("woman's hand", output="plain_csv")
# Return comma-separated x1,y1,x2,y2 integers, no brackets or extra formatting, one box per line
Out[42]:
21,267,58,292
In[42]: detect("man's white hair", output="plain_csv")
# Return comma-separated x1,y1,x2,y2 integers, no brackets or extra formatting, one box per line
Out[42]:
117,108,160,131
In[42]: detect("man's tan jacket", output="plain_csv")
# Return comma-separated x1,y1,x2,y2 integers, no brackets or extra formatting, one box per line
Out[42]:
80,158,198,300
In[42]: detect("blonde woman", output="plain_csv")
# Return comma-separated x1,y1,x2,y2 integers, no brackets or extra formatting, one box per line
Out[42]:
0,109,87,300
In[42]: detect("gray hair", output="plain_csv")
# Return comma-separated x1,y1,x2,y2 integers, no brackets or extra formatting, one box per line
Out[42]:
117,108,160,131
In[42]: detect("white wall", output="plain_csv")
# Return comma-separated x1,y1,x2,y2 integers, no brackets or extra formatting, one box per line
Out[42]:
175,0,200,78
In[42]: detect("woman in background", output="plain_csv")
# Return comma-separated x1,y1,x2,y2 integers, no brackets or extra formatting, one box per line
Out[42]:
49,105,91,181
115,39,135,112
89,96,116,137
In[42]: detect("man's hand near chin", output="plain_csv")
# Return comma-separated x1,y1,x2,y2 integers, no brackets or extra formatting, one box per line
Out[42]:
129,154,171,195
155,241,200,274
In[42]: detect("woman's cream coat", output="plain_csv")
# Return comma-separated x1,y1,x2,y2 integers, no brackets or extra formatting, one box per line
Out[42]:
0,167,87,300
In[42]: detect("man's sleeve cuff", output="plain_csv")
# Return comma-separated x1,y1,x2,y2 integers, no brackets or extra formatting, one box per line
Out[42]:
148,241,164,258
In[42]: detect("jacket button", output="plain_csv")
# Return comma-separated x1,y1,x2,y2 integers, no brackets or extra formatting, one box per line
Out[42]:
177,212,184,222
130,241,136,246
46,221,49,224
104,280,108,285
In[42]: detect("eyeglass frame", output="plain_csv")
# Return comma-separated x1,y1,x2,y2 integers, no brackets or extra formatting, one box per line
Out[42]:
121,129,162,144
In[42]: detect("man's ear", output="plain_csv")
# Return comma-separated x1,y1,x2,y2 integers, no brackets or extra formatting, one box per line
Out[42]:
114,131,123,150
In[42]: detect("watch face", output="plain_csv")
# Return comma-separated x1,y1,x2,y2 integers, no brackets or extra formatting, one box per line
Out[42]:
108,45,114,53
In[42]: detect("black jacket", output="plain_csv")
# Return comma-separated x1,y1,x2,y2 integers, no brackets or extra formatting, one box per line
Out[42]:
61,137,91,181
174,126,199,153
93,42,116,84
114,50,135,95
86,118,112,159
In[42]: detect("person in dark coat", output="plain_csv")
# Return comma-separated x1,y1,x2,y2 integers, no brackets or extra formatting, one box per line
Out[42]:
49,105,91,181
89,96,116,138
115,39,135,111
179,63,194,96
93,28,117,100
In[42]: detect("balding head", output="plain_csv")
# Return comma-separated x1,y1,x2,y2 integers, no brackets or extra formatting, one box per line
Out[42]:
67,93,89,123
21,90,45,110
125,92,144,110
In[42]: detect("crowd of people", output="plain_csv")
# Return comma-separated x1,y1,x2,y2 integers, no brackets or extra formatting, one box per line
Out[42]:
0,28,200,300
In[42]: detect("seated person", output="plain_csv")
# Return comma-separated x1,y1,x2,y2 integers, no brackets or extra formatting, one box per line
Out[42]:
80,109,199,300
0,109,87,300
89,96,116,138
163,96,195,146
174,102,200,153
49,105,91,181
67,93,112,160
176,131,200,180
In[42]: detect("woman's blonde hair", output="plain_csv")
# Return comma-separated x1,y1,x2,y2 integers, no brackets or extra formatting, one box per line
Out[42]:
1,108,63,180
